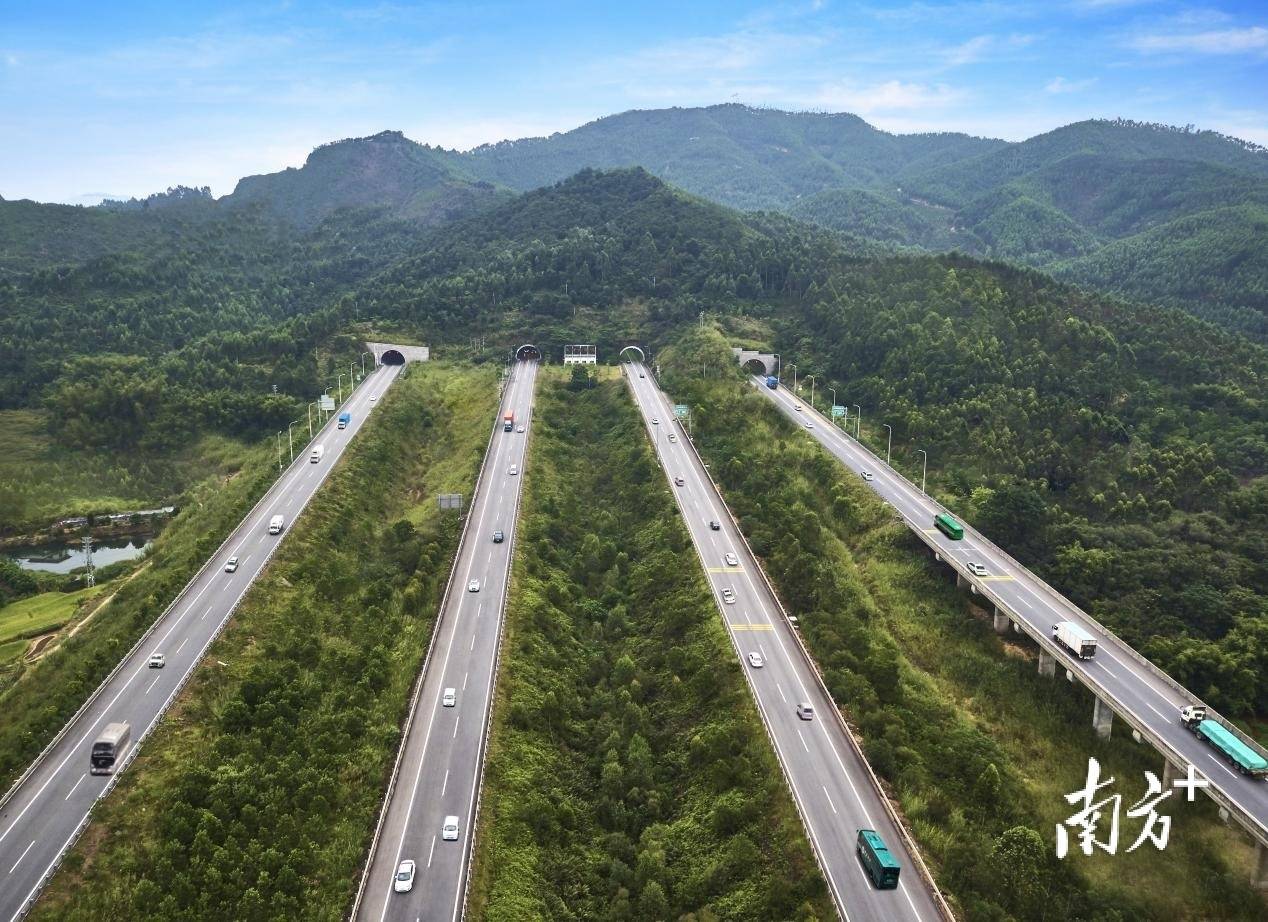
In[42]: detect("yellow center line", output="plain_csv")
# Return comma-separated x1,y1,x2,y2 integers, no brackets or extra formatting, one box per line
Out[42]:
730,623,775,631
978,575,1015,581
706,566,743,573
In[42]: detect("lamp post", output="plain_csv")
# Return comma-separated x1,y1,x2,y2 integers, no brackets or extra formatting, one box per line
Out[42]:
805,375,816,412
883,424,893,465
829,387,837,427
917,449,928,495
773,353,780,381
852,405,862,439
307,402,314,439
322,386,333,421
350,361,356,387
337,373,346,404
788,363,797,395
276,431,283,471
361,351,371,378
288,420,302,463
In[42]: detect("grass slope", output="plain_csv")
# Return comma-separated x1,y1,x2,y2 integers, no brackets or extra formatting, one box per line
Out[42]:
659,328,1265,921
30,362,497,920
0,586,101,645
466,369,832,921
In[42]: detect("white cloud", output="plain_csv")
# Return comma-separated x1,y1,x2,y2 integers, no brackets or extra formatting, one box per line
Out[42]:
1045,75,1098,93
811,80,967,115
1131,26,1268,55
946,35,993,66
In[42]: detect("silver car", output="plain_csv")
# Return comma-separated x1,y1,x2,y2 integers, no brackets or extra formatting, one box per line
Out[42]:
442,816,460,841
747,652,764,668
724,553,739,567
394,859,415,893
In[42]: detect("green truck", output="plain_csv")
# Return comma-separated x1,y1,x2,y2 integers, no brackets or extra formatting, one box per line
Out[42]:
1179,706,1268,778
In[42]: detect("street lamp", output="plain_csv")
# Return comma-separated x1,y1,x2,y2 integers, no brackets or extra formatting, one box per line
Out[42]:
852,405,862,439
916,449,928,495
787,363,797,395
337,373,346,404
349,361,356,387
287,420,302,462
882,424,893,465
361,351,371,378
307,402,315,439
829,387,837,426
773,353,780,381
276,431,283,471
805,375,816,411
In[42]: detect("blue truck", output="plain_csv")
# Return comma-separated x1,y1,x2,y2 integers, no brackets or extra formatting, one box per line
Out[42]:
338,412,351,430
765,376,778,389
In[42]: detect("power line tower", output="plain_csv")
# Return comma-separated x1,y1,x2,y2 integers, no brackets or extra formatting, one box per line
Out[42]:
82,536,95,588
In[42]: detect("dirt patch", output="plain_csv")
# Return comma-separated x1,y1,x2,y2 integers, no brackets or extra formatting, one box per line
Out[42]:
1001,641,1033,661
23,633,56,661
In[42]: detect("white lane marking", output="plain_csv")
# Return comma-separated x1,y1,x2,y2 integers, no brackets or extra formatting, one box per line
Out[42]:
776,683,787,703
174,636,189,657
1207,754,1239,779
796,728,809,752
8,840,34,874
427,835,437,868
200,607,210,620
441,769,449,796
462,671,468,691
63,773,86,801
1101,665,1119,679
145,674,162,695
822,785,838,815
469,633,475,652
1146,702,1168,720
453,715,460,739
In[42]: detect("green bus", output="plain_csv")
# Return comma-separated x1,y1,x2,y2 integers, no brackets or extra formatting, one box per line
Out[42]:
856,828,901,889
934,512,964,540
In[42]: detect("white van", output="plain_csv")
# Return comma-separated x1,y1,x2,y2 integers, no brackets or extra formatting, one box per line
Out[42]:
310,444,325,464
269,514,285,535
796,702,815,721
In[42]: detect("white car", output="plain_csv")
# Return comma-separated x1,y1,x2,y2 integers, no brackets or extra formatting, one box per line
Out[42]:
394,859,415,893
794,404,803,411
805,421,814,429
651,417,659,425
224,556,239,573
442,816,460,841
468,579,480,592
508,464,518,475
370,395,378,402
443,688,457,707
668,433,678,443
721,588,736,605
747,652,764,668
724,553,739,567
147,653,165,669
968,562,989,577
861,471,874,482
517,425,525,433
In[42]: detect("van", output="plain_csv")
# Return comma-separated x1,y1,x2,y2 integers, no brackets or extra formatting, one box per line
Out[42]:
269,515,285,535
797,702,815,721
310,444,325,463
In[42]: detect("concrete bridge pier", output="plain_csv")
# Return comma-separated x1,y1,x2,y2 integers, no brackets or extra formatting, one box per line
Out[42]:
1093,696,1114,739
993,609,1010,634
1161,759,1181,787
1038,650,1056,678
1255,842,1268,890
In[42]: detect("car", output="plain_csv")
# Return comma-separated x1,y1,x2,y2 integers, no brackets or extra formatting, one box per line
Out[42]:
724,553,739,567
442,688,457,707
721,588,736,605
493,530,504,543
668,433,678,443
861,471,874,482
797,702,815,720
805,421,815,429
709,520,721,531
442,816,460,841
747,652,764,668
674,476,685,486
468,579,480,592
651,417,659,425
795,404,803,411
147,653,165,669
639,372,645,378
394,859,416,893
517,425,525,433
370,395,377,402
508,464,518,475
968,562,989,577
224,556,239,573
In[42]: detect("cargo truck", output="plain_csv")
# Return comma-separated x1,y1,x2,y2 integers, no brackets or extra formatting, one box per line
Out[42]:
503,411,514,432
338,412,351,429
1180,706,1268,778
1052,621,1097,659
765,376,778,389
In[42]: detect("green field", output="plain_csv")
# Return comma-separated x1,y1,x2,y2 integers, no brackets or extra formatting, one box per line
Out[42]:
0,587,100,645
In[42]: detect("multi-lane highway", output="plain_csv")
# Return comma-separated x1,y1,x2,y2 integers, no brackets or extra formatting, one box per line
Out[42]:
0,362,401,922
755,375,1268,850
357,360,537,922
626,363,947,922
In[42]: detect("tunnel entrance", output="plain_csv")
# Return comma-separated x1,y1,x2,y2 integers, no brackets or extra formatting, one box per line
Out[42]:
515,344,541,361
619,345,646,363
742,358,772,376
381,349,406,365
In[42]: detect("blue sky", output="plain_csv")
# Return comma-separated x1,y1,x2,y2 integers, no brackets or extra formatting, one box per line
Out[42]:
2,0,1266,202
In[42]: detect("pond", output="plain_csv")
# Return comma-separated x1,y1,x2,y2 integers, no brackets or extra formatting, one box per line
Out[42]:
6,537,152,574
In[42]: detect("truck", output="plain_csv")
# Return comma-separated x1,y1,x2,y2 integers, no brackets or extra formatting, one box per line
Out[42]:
90,722,131,775
1052,621,1097,659
1180,706,1268,778
338,412,351,429
503,411,514,432
310,443,325,463
765,376,778,389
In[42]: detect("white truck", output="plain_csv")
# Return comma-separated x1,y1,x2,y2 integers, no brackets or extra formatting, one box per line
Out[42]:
310,444,325,463
1052,621,1097,659
269,514,285,535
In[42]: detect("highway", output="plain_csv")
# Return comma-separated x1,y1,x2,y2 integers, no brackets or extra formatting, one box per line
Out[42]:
357,360,537,922
626,363,947,922
0,362,401,922
754,375,1268,847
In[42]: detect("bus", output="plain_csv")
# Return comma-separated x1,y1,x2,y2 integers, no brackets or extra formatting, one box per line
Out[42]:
933,512,964,540
90,722,131,775
856,828,901,889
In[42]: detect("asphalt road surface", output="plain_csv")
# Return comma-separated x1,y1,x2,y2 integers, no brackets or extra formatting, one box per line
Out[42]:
757,376,1268,845
0,362,402,922
359,360,537,922
627,363,945,922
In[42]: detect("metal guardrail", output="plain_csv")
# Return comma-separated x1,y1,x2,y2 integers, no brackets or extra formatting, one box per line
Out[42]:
767,379,1268,848
640,367,957,922
347,364,522,922
457,365,537,922
0,368,376,820
11,369,386,920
